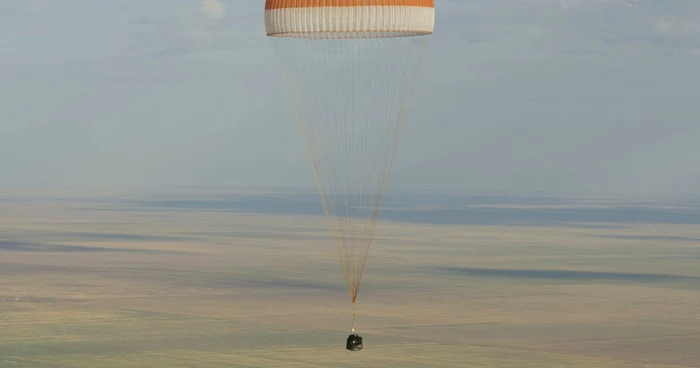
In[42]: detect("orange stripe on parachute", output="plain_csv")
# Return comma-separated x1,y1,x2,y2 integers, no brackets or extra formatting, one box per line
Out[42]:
265,0,434,10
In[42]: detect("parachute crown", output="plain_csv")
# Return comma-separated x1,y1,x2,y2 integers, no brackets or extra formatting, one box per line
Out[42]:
264,0,435,39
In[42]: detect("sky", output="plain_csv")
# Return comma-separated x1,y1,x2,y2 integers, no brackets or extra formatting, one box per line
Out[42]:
1,0,699,199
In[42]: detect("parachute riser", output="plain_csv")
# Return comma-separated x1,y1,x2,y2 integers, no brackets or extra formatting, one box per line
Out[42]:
352,302,357,333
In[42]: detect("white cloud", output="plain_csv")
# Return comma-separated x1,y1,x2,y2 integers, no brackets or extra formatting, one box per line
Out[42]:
201,0,226,19
655,15,700,36
104,0,243,57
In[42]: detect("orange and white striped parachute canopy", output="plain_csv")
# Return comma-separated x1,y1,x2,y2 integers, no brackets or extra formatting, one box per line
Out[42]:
264,0,435,39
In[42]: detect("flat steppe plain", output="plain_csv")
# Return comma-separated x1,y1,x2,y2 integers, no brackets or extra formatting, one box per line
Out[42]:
1,190,699,367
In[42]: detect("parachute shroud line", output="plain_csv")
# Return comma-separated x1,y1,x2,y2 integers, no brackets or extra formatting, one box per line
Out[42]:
265,0,434,332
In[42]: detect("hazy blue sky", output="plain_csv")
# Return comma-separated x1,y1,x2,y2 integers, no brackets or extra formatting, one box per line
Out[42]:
1,0,699,198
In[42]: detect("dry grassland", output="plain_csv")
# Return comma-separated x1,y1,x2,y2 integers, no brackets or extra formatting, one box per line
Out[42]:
1,192,699,367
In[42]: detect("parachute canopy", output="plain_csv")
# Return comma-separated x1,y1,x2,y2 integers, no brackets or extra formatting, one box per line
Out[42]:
265,0,434,308
265,0,435,39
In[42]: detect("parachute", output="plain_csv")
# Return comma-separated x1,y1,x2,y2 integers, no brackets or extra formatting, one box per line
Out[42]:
265,0,435,333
